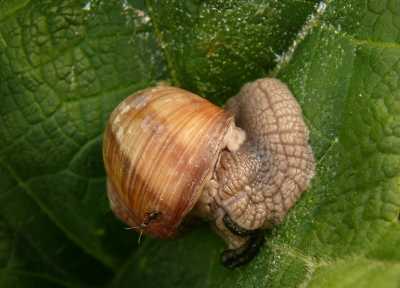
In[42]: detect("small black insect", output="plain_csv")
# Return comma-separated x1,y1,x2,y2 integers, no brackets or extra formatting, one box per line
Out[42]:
126,211,162,244
140,211,161,229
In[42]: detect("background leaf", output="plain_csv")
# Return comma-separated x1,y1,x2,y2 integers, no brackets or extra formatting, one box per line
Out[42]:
1,0,399,287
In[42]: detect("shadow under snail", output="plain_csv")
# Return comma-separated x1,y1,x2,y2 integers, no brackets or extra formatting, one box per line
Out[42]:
103,78,315,269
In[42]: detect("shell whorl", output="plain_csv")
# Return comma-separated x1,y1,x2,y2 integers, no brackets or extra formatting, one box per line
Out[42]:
103,86,233,239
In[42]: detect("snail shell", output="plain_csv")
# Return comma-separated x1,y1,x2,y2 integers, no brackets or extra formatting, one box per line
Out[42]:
103,86,245,239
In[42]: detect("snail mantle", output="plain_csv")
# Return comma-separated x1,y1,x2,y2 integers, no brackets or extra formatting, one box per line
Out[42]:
103,78,315,269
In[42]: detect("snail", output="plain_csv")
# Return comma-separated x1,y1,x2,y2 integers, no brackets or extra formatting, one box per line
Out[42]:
103,78,315,269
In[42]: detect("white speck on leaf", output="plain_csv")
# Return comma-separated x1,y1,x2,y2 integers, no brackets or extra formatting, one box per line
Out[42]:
317,1,327,14
83,2,91,10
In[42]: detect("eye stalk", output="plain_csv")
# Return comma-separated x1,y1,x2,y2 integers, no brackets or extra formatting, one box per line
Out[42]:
103,78,315,269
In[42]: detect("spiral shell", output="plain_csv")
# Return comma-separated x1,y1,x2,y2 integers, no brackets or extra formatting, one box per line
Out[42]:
103,86,234,239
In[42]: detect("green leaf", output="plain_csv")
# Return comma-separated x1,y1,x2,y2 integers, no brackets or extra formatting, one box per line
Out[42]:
1,0,399,287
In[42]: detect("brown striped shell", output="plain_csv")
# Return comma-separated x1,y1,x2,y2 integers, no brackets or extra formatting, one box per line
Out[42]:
103,86,237,239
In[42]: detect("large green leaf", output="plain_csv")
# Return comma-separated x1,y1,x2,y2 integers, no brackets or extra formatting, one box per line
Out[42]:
0,0,399,287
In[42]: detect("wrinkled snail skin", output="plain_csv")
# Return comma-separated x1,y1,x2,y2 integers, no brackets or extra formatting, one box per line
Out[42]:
103,78,315,269
225,78,315,228
193,78,315,251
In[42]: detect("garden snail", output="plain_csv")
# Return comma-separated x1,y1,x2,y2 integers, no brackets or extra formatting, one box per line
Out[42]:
103,78,315,269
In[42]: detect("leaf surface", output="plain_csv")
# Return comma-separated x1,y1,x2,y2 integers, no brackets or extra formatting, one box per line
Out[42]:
0,0,399,287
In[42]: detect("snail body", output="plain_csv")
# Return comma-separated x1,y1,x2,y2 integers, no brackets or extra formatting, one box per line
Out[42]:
103,78,315,268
